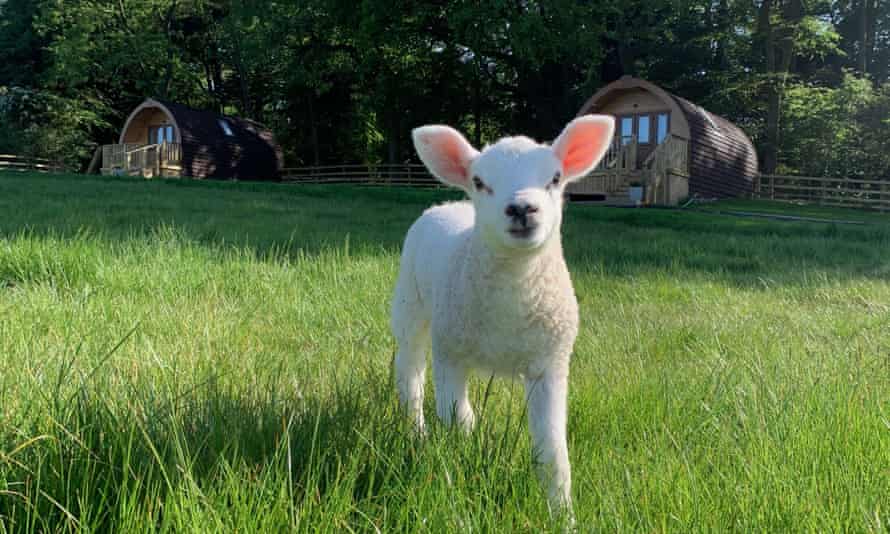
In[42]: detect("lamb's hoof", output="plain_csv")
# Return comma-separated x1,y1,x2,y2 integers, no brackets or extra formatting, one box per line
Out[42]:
412,419,428,439
548,498,575,532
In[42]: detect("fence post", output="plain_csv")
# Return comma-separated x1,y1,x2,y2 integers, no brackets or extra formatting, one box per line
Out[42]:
770,173,775,200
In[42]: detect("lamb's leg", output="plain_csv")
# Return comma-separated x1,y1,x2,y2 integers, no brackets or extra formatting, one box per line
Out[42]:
433,358,475,432
525,370,572,515
393,316,430,433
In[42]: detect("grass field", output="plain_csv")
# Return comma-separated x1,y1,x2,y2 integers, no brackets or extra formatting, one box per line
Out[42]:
1,172,889,532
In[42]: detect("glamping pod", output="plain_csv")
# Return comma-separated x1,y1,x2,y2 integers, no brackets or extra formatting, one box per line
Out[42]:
570,76,758,205
101,98,282,180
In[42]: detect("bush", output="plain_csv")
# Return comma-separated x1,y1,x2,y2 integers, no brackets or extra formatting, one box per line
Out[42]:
781,73,890,179
0,85,110,170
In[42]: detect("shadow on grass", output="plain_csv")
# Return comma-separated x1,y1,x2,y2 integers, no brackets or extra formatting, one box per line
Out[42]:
1,357,540,531
2,172,889,288
0,172,461,257
0,358,405,530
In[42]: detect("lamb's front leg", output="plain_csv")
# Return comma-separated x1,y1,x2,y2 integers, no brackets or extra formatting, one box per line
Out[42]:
525,369,572,515
433,358,475,432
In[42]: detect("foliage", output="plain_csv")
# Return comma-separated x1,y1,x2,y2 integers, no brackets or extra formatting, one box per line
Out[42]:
0,86,111,167
782,73,890,178
0,0,888,176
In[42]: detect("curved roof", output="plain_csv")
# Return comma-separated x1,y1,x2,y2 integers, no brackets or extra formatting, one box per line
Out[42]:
119,99,179,144
577,76,758,197
120,98,282,180
578,76,692,137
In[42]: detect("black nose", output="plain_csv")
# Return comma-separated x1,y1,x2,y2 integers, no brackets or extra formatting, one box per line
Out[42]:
505,203,538,225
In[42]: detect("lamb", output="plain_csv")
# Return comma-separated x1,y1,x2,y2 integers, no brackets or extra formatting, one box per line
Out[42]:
391,115,615,514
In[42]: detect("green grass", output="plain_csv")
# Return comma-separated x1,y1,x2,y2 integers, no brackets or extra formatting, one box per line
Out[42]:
1,171,889,532
691,198,890,224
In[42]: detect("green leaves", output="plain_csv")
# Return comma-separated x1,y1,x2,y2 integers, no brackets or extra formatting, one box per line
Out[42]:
0,0,888,176
781,73,890,177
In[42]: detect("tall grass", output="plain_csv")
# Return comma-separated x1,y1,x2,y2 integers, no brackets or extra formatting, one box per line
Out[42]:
1,172,888,532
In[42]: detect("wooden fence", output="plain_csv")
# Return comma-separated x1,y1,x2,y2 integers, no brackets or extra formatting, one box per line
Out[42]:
281,164,440,187
0,154,65,173
756,174,890,211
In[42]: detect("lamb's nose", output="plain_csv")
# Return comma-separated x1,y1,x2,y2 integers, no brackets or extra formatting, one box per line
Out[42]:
505,203,538,225
505,203,538,217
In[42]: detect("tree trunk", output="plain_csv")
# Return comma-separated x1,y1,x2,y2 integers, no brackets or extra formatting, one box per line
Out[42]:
866,0,877,77
213,62,225,112
759,0,779,174
616,40,635,76
308,92,320,166
232,39,252,118
473,62,482,147
858,0,877,75
715,0,730,68
158,0,178,99
758,0,803,174
616,12,636,76
204,61,219,110
387,111,398,166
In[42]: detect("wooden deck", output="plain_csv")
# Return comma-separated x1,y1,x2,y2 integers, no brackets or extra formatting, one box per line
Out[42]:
567,135,690,205
101,143,182,178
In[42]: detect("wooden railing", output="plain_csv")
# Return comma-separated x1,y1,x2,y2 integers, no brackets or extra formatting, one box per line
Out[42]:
591,136,638,175
642,135,690,204
568,138,640,196
281,164,440,187
646,135,689,177
101,142,182,177
0,154,65,173
102,144,141,170
126,144,159,173
570,173,630,195
756,174,890,211
159,142,181,165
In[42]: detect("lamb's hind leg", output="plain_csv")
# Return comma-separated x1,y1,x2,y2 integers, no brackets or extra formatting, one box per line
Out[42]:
392,307,430,433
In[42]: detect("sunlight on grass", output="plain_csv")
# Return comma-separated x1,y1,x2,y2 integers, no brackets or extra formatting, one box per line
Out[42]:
1,172,888,531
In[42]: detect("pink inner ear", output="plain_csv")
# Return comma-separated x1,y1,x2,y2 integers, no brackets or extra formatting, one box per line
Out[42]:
556,119,612,178
414,127,476,187
435,136,470,181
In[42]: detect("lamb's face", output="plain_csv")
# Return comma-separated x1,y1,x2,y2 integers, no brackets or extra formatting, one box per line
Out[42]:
412,116,615,253
467,138,566,252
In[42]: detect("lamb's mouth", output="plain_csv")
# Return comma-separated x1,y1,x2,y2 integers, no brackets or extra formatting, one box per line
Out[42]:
508,226,537,239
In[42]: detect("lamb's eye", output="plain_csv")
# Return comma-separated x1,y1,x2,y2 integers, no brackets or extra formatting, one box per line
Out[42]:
472,176,492,194
550,172,562,187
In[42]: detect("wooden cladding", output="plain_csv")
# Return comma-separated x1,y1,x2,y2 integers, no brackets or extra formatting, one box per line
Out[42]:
578,77,759,202
672,96,757,198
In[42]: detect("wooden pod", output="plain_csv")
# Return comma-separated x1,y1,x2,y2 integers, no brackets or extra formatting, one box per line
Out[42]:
577,76,758,199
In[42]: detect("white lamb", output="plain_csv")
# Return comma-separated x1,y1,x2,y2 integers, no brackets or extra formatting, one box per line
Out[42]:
391,115,615,513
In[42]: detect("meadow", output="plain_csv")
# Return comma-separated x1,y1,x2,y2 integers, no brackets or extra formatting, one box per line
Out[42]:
1,172,888,532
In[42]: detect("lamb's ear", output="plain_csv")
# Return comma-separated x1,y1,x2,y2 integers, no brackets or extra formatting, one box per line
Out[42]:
412,125,479,190
552,115,615,181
